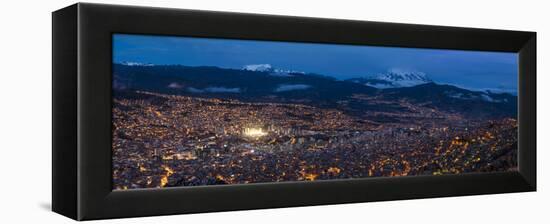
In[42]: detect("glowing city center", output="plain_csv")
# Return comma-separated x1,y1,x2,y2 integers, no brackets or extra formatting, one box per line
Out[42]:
243,127,268,138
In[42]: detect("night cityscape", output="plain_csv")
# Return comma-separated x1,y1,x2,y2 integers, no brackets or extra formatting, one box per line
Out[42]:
112,34,518,190
112,89,517,189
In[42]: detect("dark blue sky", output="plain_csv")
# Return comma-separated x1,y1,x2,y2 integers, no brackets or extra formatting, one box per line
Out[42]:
113,34,518,93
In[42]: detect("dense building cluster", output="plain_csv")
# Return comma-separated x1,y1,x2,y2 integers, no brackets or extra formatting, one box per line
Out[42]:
112,91,517,190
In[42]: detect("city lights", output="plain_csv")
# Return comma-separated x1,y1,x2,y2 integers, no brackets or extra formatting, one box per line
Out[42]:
243,127,267,138
112,92,518,190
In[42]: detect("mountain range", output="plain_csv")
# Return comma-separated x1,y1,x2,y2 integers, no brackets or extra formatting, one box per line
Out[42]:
346,70,432,88
113,63,517,119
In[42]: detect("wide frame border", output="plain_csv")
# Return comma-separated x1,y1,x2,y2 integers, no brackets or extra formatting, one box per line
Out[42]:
53,3,536,221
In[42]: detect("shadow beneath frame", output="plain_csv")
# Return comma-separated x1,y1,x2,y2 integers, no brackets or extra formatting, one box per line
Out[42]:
38,202,51,211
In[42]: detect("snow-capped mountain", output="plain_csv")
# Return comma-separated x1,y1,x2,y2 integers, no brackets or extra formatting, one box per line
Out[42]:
348,70,432,89
242,64,305,77
376,70,432,86
242,64,273,72
113,63,517,119
120,61,155,66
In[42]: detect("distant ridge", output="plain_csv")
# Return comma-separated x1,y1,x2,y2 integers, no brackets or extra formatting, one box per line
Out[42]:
112,63,517,119
242,64,305,77
119,61,155,66
347,69,432,89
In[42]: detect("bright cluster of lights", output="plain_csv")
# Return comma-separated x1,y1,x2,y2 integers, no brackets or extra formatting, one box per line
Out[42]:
243,127,267,138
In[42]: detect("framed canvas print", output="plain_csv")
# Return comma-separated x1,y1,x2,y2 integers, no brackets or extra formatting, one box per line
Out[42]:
52,3,536,220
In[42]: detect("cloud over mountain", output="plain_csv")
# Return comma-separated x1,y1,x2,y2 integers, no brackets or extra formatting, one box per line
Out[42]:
187,86,241,93
274,84,311,92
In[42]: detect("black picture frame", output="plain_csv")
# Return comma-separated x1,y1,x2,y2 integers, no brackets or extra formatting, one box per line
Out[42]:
52,3,536,221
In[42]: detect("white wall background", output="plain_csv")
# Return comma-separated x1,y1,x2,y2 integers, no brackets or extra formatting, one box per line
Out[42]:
0,0,547,223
